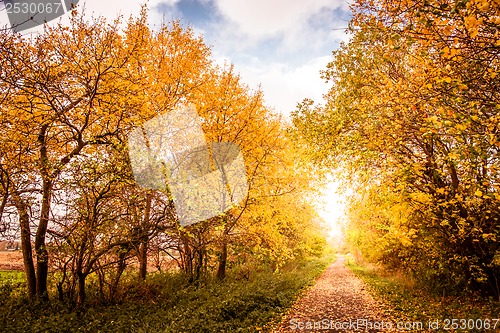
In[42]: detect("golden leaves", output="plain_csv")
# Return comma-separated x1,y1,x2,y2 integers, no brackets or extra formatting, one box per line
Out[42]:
300,0,500,297
464,14,481,38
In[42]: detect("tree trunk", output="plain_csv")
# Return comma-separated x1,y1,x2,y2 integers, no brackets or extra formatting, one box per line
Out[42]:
139,192,152,280
35,178,52,300
12,194,36,299
217,219,231,281
139,241,148,281
181,239,194,281
110,251,127,301
216,238,228,280
76,272,86,306
195,249,203,281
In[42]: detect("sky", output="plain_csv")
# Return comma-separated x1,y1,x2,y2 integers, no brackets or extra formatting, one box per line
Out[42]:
0,0,351,235
0,0,351,115
151,0,352,115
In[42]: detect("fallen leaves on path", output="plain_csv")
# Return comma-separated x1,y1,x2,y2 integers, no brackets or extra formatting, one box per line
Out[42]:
273,256,398,332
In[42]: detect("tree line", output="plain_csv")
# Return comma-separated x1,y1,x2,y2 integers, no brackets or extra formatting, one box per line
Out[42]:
293,0,500,298
0,9,325,305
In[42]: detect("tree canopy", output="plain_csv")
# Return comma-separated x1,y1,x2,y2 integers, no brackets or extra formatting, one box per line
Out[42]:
0,8,325,303
293,0,500,297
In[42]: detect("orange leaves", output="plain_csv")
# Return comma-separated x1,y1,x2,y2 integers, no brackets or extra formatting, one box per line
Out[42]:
0,6,328,299
447,151,461,161
445,46,461,58
464,14,482,38
299,0,500,297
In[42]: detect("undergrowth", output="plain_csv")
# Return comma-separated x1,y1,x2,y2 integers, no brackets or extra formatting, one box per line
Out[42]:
347,260,500,332
0,253,335,333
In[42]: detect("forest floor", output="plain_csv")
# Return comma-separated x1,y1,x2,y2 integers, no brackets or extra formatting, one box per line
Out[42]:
273,255,397,333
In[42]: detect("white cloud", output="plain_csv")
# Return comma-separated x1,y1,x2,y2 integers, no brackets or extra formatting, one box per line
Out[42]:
149,1,352,116
202,1,351,116
213,0,348,39
235,55,332,116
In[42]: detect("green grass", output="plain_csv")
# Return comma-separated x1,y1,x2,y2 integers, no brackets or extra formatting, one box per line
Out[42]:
0,254,335,333
0,270,25,283
347,261,500,331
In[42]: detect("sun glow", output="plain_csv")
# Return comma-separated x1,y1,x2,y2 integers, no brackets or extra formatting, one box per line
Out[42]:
316,179,350,244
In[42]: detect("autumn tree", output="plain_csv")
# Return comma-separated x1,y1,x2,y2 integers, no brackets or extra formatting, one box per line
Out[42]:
0,8,212,299
293,0,500,296
0,6,326,303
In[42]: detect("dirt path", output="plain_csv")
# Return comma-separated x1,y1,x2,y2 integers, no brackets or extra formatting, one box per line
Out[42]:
273,256,397,332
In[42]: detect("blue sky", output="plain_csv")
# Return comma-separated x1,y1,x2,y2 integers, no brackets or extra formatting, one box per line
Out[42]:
0,0,351,115
150,0,351,115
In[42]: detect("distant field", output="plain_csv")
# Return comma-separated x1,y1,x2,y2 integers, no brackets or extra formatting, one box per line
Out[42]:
0,251,23,271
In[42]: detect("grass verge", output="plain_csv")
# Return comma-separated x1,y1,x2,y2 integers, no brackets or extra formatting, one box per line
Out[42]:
347,261,500,332
0,253,335,333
